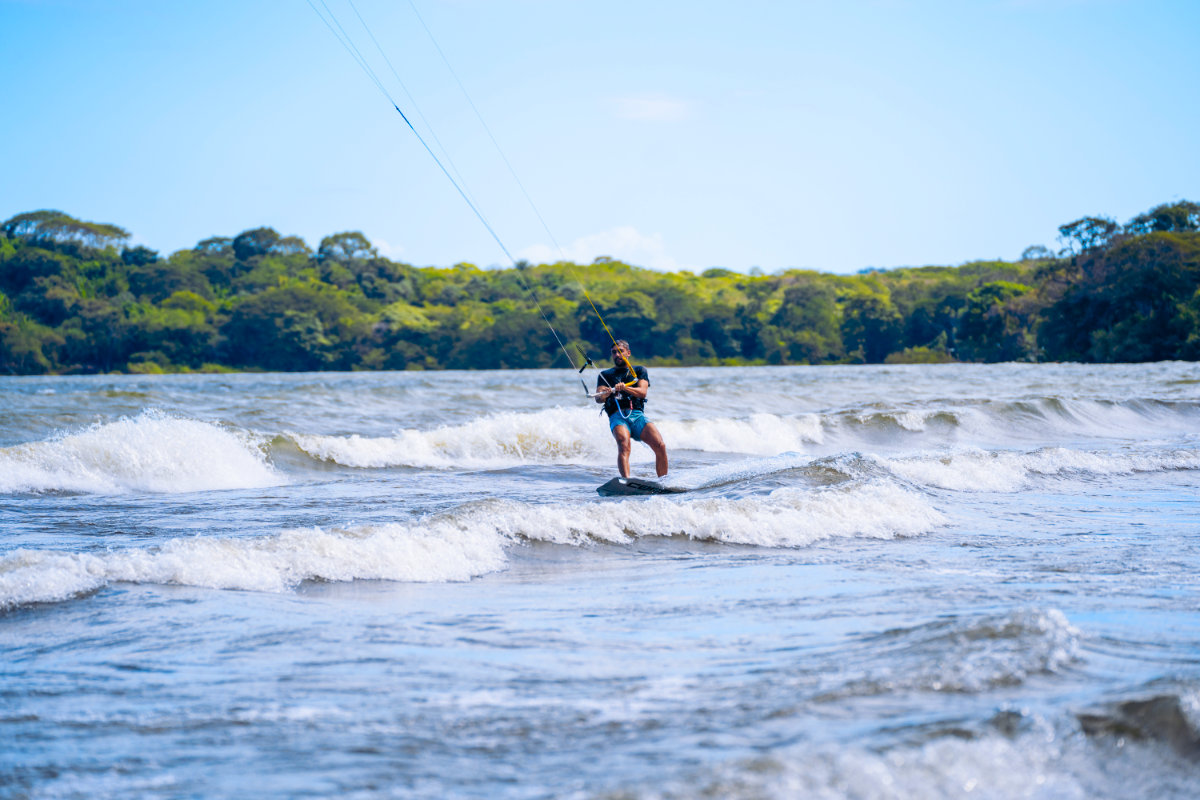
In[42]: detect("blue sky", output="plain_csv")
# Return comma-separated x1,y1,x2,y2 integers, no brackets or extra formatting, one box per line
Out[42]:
2,0,1198,273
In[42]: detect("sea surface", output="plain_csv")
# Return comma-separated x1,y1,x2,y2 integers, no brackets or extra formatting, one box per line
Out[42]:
2,363,1199,799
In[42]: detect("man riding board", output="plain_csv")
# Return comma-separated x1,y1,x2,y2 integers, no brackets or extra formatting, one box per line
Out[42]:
594,340,669,479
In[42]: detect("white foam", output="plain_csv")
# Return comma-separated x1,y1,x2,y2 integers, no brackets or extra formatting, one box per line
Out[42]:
0,411,282,494
623,483,945,547
0,522,508,608
657,720,1199,800
668,451,814,490
885,447,1200,492
830,609,1081,699
891,409,933,432
444,481,944,550
283,394,1200,471
0,482,944,608
827,396,1200,453
661,413,825,455
289,407,612,468
1047,396,1193,440
289,408,829,468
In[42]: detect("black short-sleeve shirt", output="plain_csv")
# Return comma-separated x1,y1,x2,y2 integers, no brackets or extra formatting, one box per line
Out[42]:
597,365,649,417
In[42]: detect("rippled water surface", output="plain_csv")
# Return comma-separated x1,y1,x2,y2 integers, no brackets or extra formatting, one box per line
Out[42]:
2,363,1199,798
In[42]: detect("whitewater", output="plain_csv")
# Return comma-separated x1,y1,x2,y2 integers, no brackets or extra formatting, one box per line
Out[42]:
2,363,1198,799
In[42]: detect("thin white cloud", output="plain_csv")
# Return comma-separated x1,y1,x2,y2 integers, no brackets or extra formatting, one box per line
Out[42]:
611,93,693,122
520,226,688,272
373,237,405,260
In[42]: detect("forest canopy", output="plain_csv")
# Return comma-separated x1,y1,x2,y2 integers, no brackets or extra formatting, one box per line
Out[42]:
2,201,1199,374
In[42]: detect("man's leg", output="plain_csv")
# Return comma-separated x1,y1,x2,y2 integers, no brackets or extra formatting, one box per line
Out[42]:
639,422,669,478
612,424,633,478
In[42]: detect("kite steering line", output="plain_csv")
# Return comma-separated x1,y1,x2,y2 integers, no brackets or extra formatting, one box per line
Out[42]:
305,0,631,391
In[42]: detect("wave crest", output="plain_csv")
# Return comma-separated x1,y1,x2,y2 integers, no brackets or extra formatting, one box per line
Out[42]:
281,395,1200,470
0,482,943,608
287,407,609,468
884,447,1200,492
0,411,282,494
821,608,1081,700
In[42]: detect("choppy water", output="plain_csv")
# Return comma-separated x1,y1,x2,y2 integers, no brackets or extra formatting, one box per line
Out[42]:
2,363,1199,799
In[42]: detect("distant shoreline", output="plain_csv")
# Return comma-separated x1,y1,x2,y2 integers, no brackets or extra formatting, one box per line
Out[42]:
3,202,1198,375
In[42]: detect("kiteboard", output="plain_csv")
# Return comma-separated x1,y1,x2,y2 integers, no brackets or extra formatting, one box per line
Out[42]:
597,477,687,497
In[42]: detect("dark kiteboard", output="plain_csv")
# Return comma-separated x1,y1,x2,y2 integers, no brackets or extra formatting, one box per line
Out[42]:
597,477,687,497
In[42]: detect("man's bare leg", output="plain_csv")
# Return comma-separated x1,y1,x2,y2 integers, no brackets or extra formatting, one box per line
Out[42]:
639,423,669,478
612,425,633,478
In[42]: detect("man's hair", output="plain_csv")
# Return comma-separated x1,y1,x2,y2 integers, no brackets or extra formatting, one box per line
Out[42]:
612,339,631,353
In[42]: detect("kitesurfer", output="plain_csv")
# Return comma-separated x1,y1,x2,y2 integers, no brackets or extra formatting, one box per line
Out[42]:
594,340,669,479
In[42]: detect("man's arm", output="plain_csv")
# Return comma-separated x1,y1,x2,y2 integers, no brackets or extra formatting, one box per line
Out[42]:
619,366,650,400
617,379,650,401
595,367,647,402
595,373,614,403
596,380,647,403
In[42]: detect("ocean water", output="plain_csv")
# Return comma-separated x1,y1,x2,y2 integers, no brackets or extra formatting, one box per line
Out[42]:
2,363,1198,799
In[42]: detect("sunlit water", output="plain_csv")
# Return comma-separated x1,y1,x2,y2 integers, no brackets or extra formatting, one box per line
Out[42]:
2,364,1199,799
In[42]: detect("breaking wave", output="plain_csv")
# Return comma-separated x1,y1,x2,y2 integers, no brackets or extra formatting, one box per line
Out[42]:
280,395,1200,469
0,481,943,609
286,407,609,468
4,400,1193,497
0,411,282,494
618,707,1200,800
820,608,1082,699
882,446,1200,492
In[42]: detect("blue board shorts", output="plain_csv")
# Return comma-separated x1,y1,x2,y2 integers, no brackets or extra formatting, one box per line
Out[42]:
609,409,650,441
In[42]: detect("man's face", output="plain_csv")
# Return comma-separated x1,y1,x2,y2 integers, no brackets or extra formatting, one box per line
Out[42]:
612,346,630,367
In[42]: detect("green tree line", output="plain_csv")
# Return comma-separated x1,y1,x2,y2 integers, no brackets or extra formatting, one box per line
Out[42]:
2,201,1198,374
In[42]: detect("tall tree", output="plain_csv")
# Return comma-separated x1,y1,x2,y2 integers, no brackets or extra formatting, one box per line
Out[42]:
1058,216,1119,255
1,210,130,254
1124,200,1200,235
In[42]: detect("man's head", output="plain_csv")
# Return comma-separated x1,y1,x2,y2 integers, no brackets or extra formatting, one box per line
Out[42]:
611,340,631,367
